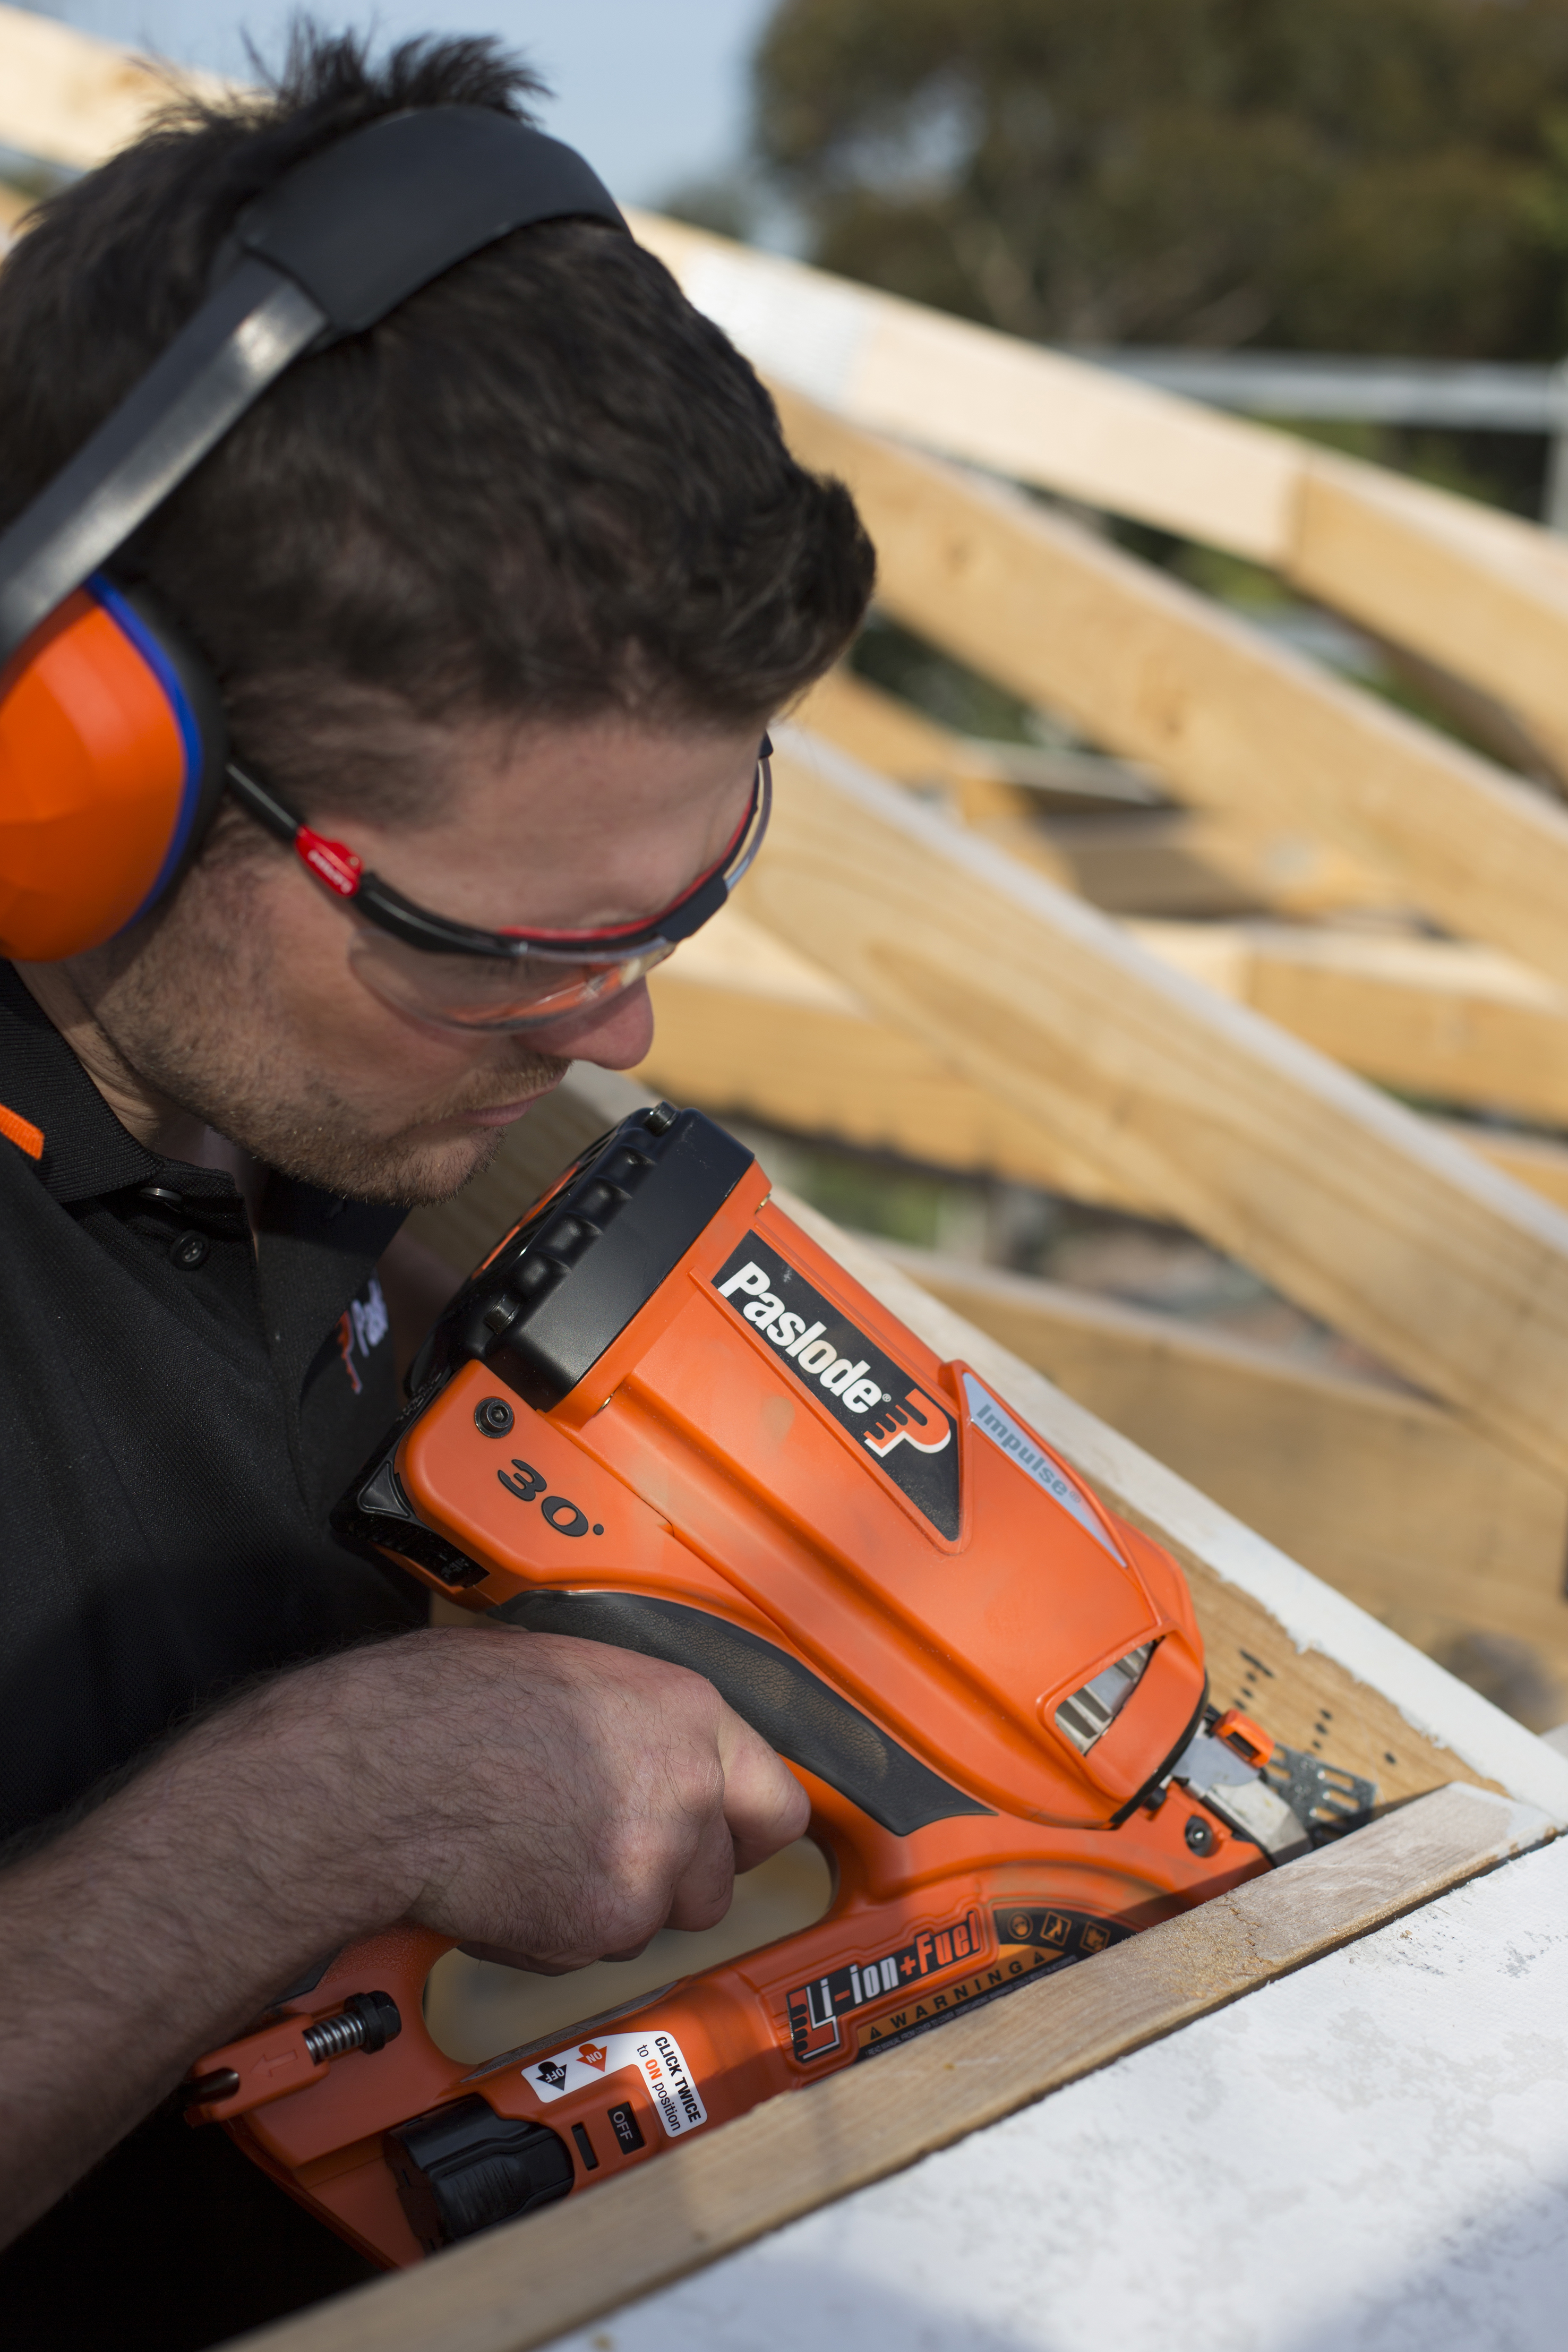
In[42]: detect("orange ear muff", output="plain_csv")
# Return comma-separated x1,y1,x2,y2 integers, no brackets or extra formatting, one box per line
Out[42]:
0,576,226,962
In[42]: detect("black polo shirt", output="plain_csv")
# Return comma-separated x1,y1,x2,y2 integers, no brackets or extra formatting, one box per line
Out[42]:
0,963,426,1838
0,962,429,2346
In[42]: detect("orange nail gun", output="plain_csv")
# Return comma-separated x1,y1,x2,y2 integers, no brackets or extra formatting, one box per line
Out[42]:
186,1104,1368,2265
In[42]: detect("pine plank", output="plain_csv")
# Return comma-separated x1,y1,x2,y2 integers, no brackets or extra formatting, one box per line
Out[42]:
773,389,1568,991
636,218,1568,786
631,210,1298,559
1130,919,1568,1126
1291,457,1568,788
632,910,1568,1226
798,668,1392,919
636,943,1158,1212
0,1,222,170
735,731,1568,1486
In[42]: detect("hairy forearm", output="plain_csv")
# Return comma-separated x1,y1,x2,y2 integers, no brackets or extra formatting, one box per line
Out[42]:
0,1663,414,2249
0,1624,807,2251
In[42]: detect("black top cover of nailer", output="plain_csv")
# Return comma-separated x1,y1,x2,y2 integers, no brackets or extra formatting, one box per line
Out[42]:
409,1102,751,1409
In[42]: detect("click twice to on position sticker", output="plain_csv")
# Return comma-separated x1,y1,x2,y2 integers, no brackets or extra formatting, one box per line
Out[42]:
521,2028,707,2140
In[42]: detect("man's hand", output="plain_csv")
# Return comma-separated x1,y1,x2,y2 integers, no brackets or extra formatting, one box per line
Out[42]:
0,1629,808,2250
265,1627,809,1970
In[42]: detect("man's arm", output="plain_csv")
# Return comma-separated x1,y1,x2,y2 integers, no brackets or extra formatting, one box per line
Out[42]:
0,1628,807,2249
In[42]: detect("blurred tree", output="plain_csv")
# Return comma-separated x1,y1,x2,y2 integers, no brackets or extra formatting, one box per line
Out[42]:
753,0,1568,356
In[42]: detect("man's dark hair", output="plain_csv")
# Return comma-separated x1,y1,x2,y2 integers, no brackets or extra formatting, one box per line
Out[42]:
0,27,875,820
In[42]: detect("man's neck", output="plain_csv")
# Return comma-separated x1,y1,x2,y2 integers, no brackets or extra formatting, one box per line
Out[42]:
16,961,263,1217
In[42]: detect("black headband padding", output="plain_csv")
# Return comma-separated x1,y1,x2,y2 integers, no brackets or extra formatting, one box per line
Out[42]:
0,108,629,665
232,107,628,340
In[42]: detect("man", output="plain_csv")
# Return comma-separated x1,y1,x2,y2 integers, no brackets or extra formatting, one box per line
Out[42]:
0,28,874,2343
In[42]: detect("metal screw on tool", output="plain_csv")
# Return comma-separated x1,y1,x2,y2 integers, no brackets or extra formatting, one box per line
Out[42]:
170,1231,209,1269
302,1990,402,2064
645,1101,677,1134
474,1395,515,1437
1184,1816,1217,1855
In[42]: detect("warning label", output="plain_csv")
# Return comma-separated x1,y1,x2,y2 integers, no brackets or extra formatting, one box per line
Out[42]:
786,1908,988,2066
855,1905,1134,2060
993,1904,1131,1961
855,1947,1071,2057
521,2028,707,2139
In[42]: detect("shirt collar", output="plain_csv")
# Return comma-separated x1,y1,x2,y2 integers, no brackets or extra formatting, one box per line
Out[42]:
0,968,404,1263
0,962,172,1204
0,964,411,1466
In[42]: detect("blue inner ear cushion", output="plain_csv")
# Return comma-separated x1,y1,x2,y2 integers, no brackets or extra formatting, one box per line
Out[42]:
89,574,228,927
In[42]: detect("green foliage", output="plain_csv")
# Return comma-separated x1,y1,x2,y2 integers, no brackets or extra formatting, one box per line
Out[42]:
753,0,1568,357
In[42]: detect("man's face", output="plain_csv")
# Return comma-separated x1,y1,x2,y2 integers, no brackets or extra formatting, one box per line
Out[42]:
43,714,761,1203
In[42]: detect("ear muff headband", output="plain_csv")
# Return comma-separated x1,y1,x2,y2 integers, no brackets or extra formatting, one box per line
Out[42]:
0,107,628,962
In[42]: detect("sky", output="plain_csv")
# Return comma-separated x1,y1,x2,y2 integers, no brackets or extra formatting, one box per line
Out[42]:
23,0,780,206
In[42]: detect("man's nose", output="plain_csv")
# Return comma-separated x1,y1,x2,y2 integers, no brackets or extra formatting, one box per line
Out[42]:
524,978,655,1072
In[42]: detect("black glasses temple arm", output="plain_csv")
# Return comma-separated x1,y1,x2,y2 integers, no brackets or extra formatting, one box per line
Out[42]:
225,759,305,848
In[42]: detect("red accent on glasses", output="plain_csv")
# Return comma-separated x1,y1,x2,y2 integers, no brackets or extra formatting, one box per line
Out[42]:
229,733,769,964
296,829,363,899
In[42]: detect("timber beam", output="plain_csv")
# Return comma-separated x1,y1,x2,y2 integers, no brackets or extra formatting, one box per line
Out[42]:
773,389,1568,994
798,672,1568,1118
797,666,1394,920
734,731,1568,1488
1129,919,1568,1129
636,213,1568,777
640,900,1568,1223
0,2,223,169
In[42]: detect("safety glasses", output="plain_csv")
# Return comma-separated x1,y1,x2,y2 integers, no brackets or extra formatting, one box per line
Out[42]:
225,739,770,1032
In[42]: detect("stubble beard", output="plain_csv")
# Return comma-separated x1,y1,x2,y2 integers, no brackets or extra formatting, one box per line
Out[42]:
78,870,571,1206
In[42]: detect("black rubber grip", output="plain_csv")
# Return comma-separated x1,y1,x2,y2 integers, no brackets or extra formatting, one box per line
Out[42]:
490,1589,993,1836
387,2096,571,2251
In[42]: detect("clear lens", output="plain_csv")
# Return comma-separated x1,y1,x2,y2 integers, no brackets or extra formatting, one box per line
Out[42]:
341,750,769,1032
347,926,676,1032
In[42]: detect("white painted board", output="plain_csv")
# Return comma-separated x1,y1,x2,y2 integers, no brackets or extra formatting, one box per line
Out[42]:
545,1836,1568,2352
